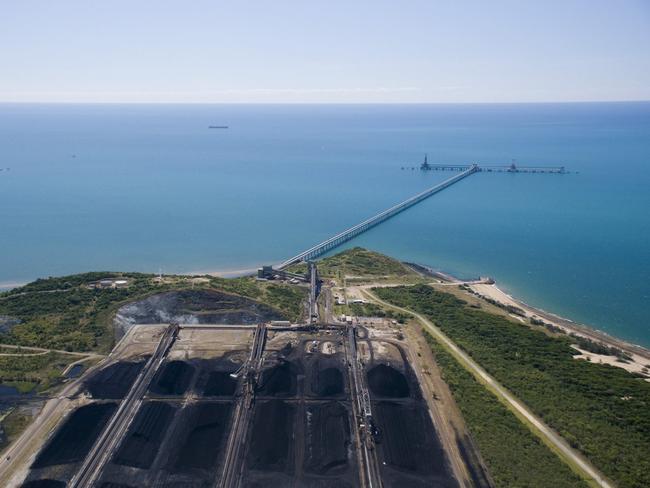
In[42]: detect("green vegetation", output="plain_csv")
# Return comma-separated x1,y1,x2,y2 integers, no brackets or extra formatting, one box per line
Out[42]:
0,352,77,393
375,284,650,488
0,272,307,354
0,273,164,352
290,247,417,280
0,408,33,451
210,276,307,322
425,332,587,487
264,283,307,320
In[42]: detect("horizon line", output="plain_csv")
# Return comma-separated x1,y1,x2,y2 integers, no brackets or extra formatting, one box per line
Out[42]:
1,99,649,105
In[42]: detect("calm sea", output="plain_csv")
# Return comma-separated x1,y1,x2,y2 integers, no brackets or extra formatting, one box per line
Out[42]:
1,103,648,345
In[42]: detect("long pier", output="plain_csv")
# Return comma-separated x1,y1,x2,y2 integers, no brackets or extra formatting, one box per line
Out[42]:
277,164,479,269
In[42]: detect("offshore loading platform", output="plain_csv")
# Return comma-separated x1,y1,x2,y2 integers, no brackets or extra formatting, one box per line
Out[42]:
416,154,568,174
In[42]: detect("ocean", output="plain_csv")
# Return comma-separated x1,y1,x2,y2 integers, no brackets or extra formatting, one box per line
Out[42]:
0,102,648,346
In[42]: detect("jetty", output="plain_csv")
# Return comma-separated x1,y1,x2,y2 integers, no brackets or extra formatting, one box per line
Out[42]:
276,164,479,269
260,157,568,273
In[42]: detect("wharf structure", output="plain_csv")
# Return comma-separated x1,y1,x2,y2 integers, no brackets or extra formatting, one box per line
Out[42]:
418,155,566,174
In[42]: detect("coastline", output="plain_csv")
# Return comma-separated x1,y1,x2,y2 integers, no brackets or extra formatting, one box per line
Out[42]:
469,282,650,377
2,260,648,372
405,261,650,376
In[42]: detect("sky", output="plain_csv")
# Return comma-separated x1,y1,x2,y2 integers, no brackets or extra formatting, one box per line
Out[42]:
1,0,649,103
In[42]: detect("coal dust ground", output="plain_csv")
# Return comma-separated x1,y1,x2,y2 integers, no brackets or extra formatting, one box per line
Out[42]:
365,347,458,488
113,289,287,336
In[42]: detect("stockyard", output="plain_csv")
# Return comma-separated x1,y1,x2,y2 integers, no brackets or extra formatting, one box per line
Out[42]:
15,278,484,488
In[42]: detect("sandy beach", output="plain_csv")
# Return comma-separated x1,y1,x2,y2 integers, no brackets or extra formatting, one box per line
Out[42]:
470,283,650,378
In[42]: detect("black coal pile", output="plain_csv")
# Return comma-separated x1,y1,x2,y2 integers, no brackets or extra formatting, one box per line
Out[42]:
171,402,233,473
367,364,410,398
247,399,295,473
31,402,117,468
312,367,344,397
304,402,350,474
149,360,195,396
85,361,146,399
113,401,175,469
257,360,299,397
201,371,238,397
21,480,66,488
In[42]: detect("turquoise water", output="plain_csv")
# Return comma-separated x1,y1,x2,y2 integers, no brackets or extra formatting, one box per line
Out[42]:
0,103,649,345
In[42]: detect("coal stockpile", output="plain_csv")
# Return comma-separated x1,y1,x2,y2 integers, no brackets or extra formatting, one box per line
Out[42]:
100,484,135,488
367,364,410,398
304,402,350,474
298,481,355,488
247,400,295,473
171,402,233,472
312,367,344,397
21,480,66,488
114,290,286,332
85,361,146,399
373,402,456,487
201,371,238,396
257,361,298,397
149,360,195,396
31,402,117,468
113,401,175,469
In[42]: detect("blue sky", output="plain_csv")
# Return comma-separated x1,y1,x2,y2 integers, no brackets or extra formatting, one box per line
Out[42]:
1,0,649,103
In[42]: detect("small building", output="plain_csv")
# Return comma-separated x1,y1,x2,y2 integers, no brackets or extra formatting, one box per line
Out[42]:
87,278,129,289
257,266,275,279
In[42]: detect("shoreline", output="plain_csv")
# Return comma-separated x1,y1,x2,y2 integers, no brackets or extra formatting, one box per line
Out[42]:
468,282,650,376
0,265,261,291
2,260,649,366
406,261,650,374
